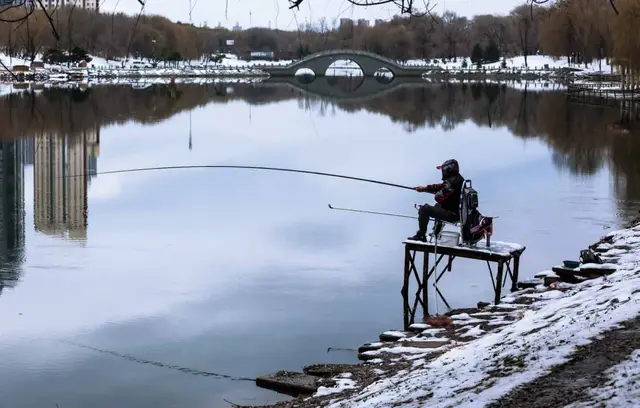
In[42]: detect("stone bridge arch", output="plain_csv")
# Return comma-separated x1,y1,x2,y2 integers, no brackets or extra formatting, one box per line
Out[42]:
262,49,432,77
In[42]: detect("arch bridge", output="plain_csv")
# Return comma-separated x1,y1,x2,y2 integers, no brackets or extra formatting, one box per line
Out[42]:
262,49,432,77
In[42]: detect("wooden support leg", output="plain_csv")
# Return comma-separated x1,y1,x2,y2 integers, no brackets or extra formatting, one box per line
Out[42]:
422,250,429,318
402,246,410,296
512,255,520,292
494,261,504,305
403,247,411,329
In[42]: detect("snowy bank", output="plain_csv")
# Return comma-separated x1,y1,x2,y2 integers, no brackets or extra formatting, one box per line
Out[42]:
255,221,640,408
1,53,621,84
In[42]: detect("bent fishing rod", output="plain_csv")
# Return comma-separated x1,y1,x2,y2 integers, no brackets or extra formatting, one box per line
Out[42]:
63,164,418,191
328,204,418,219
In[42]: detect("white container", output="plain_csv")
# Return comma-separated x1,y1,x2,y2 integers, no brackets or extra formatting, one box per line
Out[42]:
438,231,460,246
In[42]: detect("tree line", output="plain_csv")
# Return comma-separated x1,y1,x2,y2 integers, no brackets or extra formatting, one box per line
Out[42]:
0,1,638,68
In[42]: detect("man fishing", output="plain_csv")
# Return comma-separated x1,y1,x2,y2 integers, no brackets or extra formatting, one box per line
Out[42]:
409,159,465,242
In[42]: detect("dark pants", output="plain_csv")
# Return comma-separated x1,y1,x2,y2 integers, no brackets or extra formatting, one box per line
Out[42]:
418,203,458,235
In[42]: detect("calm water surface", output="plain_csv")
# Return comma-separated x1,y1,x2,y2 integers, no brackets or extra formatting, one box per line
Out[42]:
0,80,639,407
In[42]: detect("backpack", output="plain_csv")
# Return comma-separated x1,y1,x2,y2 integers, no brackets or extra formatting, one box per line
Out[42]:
579,249,603,264
459,180,491,245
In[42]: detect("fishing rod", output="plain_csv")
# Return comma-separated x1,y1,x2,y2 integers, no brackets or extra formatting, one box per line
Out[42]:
66,165,416,191
328,204,418,219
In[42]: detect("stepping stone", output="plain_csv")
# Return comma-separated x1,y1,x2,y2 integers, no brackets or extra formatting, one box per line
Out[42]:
256,371,323,397
517,279,542,289
477,301,491,309
379,331,409,341
358,342,387,353
358,351,381,361
401,339,450,349
544,275,559,286
408,323,430,333
303,363,358,378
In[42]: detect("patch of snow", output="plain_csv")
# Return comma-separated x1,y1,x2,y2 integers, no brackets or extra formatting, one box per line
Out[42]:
461,326,485,337
315,378,357,397
381,331,407,338
408,323,430,330
578,263,618,270
521,289,567,300
564,350,640,408
372,369,386,375
327,224,640,408
363,346,442,356
421,328,446,336
404,239,525,257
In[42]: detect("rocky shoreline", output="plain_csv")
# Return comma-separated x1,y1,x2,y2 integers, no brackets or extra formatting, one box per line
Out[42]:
247,218,640,408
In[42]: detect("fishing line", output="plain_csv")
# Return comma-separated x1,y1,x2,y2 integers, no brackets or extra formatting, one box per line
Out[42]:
328,204,418,219
58,340,255,382
63,164,416,191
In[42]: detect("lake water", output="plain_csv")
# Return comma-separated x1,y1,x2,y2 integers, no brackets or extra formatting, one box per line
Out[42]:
0,79,639,407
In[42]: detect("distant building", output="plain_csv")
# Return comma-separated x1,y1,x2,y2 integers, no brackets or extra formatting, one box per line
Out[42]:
339,18,352,28
357,19,370,27
232,21,242,31
375,19,386,26
250,51,274,61
39,0,99,12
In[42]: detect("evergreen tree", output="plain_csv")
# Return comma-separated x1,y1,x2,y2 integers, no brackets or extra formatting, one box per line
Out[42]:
484,41,501,63
471,43,484,64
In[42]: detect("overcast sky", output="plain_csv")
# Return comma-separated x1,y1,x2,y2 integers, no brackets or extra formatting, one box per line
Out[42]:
102,0,524,30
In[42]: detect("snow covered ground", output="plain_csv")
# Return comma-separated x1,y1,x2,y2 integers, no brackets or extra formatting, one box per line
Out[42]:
405,55,615,76
1,52,620,81
566,350,640,408
319,222,640,408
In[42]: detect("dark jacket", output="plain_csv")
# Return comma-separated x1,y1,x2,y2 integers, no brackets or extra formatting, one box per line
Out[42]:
426,174,465,215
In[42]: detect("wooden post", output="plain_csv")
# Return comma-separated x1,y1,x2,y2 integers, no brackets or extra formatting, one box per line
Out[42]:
422,251,429,318
494,261,504,304
511,255,520,292
403,246,411,329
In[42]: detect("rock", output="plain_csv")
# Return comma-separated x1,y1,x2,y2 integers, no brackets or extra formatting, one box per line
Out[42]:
401,339,450,348
358,342,387,353
358,351,381,361
408,323,430,332
544,276,559,286
517,279,542,289
477,301,491,309
255,370,323,397
303,363,359,378
379,331,408,341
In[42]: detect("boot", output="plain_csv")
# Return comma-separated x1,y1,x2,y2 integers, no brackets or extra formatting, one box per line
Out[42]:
430,220,444,241
408,230,427,242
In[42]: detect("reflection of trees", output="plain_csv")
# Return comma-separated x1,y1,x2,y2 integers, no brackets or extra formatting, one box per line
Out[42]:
1,81,639,223
0,84,296,142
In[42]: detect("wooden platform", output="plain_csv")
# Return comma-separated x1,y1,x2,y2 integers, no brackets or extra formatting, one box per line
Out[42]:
401,238,526,330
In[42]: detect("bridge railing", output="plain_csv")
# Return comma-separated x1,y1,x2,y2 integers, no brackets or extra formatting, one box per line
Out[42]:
267,49,414,70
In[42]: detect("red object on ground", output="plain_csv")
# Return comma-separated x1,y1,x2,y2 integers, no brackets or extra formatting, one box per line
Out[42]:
424,315,453,327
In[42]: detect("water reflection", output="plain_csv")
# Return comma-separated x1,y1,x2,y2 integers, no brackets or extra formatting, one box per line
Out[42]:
0,140,25,294
33,129,98,240
0,81,638,292
0,80,639,408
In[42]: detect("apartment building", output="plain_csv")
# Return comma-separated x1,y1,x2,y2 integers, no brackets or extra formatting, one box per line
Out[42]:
39,0,99,12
